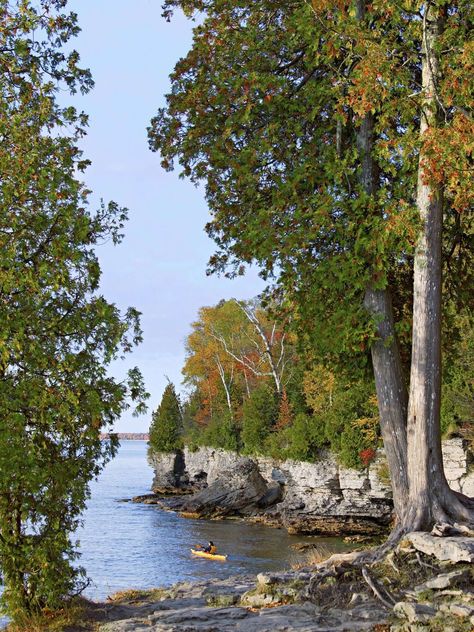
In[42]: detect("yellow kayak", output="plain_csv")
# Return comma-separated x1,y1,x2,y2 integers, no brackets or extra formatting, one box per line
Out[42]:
191,549,228,561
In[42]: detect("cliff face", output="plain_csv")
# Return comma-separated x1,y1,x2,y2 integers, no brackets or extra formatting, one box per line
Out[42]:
148,439,473,536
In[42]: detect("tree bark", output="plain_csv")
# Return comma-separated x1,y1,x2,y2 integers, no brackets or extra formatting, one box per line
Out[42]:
364,287,409,521
355,0,409,521
404,3,473,529
215,356,234,421
235,301,283,394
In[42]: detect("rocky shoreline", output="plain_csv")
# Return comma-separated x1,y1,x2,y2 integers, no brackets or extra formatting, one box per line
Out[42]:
136,439,473,537
75,530,474,631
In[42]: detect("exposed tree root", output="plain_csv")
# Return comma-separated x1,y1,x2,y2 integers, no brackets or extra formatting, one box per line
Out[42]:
311,502,474,576
431,522,474,537
361,566,395,608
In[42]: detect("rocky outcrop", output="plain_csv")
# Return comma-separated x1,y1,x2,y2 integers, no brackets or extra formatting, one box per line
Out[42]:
179,458,269,518
147,439,473,536
442,438,474,496
254,453,392,535
92,570,389,632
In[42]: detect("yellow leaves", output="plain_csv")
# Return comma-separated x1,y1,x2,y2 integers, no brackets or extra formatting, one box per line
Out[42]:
303,364,335,414
351,395,380,443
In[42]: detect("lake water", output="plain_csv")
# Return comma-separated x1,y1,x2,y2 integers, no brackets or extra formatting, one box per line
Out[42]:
1,440,350,626
79,440,350,600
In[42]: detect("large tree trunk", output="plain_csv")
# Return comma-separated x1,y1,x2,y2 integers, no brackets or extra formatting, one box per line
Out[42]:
404,3,473,529
355,0,409,522
364,287,409,521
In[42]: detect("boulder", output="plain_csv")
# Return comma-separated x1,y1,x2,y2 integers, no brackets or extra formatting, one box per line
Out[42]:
414,569,471,592
257,485,283,508
406,532,474,563
393,601,437,624
180,458,268,517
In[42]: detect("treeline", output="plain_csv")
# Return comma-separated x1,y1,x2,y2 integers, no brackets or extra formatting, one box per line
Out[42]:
149,299,473,469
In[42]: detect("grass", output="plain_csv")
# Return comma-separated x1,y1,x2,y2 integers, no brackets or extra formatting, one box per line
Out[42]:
4,597,96,632
106,587,170,604
291,543,333,569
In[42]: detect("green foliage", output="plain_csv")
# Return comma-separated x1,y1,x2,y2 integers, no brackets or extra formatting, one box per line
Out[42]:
154,1,473,482
149,383,183,453
241,383,278,454
151,1,474,462
265,412,324,462
322,379,380,469
441,314,474,438
0,1,148,622
199,413,240,452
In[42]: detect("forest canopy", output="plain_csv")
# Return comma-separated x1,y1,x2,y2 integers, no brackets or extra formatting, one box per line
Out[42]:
149,298,473,470
150,0,474,533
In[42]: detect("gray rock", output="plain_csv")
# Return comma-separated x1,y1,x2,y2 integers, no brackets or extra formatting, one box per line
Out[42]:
441,602,474,617
393,601,437,623
257,485,282,508
180,459,268,517
148,451,183,492
407,532,474,563
338,466,369,490
414,569,470,591
149,439,473,537
460,472,474,497
256,573,279,586
241,592,279,607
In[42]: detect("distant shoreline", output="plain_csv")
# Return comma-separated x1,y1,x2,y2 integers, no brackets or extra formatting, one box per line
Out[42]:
100,433,149,441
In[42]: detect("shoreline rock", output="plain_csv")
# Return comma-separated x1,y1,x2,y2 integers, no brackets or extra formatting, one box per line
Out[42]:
76,531,474,632
144,439,473,537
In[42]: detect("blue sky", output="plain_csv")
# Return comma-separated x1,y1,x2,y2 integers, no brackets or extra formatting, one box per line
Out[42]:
67,1,264,432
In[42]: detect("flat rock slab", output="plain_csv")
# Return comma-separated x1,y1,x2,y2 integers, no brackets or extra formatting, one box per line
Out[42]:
406,532,474,563
97,601,387,632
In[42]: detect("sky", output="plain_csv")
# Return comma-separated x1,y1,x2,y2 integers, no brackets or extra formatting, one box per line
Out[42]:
67,1,264,432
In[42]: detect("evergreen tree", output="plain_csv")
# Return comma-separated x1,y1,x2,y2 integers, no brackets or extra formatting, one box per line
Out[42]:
151,0,474,533
0,0,147,622
241,383,278,454
149,383,183,453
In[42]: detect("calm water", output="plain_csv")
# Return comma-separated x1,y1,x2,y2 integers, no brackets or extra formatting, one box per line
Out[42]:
79,440,349,600
1,440,350,627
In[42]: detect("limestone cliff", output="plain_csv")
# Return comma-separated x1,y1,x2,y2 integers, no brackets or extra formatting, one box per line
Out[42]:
147,439,473,536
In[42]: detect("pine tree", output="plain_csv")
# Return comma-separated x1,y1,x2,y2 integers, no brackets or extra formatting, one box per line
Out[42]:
149,383,183,453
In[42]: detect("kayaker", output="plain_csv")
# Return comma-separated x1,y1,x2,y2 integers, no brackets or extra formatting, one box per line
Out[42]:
202,541,217,555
